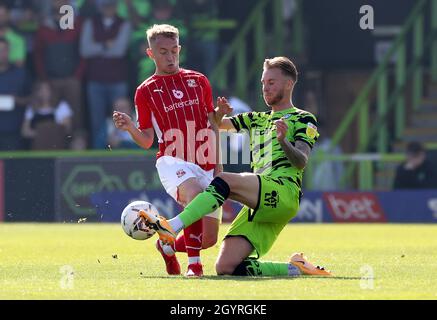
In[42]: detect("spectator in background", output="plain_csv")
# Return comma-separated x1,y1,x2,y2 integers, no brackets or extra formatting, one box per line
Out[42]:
39,0,83,19
186,0,220,75
131,0,186,84
80,0,131,149
393,141,437,189
302,90,344,190
34,0,85,141
4,0,38,72
0,38,30,150
69,130,88,150
225,90,252,156
96,97,139,149
117,0,151,28
302,90,319,117
311,122,344,190
21,81,73,150
117,0,152,90
282,0,297,42
78,0,151,21
77,0,99,19
0,4,26,66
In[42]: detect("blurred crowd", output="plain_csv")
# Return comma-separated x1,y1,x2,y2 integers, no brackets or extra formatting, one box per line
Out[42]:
0,0,238,151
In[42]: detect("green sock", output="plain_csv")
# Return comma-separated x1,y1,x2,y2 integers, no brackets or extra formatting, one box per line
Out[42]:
178,178,229,227
232,259,302,277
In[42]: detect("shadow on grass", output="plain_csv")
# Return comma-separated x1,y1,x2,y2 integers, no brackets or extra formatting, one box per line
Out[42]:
139,275,363,281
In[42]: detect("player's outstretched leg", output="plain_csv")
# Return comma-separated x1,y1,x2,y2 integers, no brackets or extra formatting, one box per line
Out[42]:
155,239,181,275
216,238,332,277
230,254,332,277
289,253,332,276
139,211,177,245
140,176,230,245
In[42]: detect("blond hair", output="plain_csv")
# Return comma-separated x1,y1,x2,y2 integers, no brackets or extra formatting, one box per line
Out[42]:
146,24,179,46
264,57,298,82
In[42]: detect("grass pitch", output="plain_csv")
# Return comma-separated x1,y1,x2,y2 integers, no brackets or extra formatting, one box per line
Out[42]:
1,223,436,300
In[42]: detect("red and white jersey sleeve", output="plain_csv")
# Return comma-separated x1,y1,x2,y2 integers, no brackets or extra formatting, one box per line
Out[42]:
134,87,152,130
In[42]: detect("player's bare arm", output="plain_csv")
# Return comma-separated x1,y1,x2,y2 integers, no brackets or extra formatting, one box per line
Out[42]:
275,118,310,170
208,111,223,176
215,96,236,131
113,111,154,149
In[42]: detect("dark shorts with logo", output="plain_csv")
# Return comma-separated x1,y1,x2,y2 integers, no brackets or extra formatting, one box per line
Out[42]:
224,174,300,258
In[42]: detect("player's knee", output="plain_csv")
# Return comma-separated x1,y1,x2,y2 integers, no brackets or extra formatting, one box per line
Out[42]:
186,189,203,203
179,185,204,204
214,172,249,193
214,172,232,186
215,260,236,275
212,173,235,197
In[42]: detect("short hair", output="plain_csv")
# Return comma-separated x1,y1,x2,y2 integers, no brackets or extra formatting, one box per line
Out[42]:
146,24,179,47
406,141,425,155
264,56,298,83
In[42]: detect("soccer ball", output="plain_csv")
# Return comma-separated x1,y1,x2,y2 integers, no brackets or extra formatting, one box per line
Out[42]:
121,201,158,240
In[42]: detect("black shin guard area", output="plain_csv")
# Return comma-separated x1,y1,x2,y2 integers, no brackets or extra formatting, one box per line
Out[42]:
210,177,231,204
231,259,261,276
232,260,252,276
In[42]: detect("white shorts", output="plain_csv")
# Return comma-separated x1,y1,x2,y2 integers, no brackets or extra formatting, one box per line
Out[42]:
156,156,222,220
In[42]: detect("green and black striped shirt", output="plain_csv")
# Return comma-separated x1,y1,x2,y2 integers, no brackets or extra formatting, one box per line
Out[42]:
229,107,319,189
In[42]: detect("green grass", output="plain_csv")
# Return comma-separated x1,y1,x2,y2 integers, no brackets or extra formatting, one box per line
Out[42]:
1,223,437,300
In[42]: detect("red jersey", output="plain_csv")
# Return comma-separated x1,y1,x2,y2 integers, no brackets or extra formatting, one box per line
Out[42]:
135,68,216,171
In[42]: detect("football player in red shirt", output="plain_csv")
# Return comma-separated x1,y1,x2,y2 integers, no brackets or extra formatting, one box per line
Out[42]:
113,24,222,277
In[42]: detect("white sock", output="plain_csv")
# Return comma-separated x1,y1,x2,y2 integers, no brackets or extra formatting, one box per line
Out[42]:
188,256,201,265
168,216,184,234
160,240,175,256
288,264,302,276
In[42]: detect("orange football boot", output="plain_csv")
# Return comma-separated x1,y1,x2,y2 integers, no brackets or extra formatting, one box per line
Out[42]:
289,252,332,277
138,210,177,245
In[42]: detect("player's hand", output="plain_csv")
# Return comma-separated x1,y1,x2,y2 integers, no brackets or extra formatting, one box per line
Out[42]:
275,118,288,142
113,111,134,131
216,97,233,116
